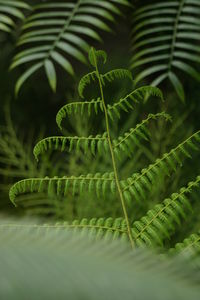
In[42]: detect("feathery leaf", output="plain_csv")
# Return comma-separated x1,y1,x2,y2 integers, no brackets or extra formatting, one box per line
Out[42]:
131,0,200,101
33,134,109,160
11,0,128,94
9,172,116,205
131,176,200,247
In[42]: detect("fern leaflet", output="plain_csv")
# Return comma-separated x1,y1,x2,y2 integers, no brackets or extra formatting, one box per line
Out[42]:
9,172,116,205
56,98,103,130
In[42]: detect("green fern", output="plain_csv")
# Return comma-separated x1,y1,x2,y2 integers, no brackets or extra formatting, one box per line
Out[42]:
33,112,170,160
0,0,30,33
10,174,200,248
121,130,200,204
23,175,199,247
112,112,171,158
107,86,163,120
9,48,200,250
131,0,200,101
9,48,164,248
52,217,128,241
33,133,109,159
10,0,130,95
131,176,200,247
9,172,117,202
56,98,103,130
170,231,200,257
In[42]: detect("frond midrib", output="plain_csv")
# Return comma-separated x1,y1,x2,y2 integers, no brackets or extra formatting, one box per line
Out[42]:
36,0,81,65
167,0,185,72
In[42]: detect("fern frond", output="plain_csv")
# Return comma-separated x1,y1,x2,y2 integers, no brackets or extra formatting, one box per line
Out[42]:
0,217,128,241
9,172,116,205
131,176,200,247
101,69,133,85
121,130,200,204
54,217,128,241
33,133,109,160
0,218,127,240
56,98,103,130
0,0,30,33
113,112,171,158
78,71,98,98
107,86,163,120
131,0,200,101
170,231,200,257
11,0,128,94
78,68,133,98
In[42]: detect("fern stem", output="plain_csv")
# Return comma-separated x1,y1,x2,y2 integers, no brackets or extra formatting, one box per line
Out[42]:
91,48,134,248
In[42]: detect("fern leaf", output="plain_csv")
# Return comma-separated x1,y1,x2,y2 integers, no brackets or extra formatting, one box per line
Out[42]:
33,134,109,160
101,69,133,85
131,0,200,101
131,176,200,247
78,71,98,98
78,69,134,109
113,112,171,158
11,0,128,94
56,98,103,130
122,131,200,204
9,172,116,205
0,0,30,33
55,217,128,241
107,86,163,120
1,217,128,241
170,231,200,257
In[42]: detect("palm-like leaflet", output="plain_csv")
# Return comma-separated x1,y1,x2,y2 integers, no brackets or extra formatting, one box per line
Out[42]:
131,0,200,101
10,0,130,95
0,0,30,33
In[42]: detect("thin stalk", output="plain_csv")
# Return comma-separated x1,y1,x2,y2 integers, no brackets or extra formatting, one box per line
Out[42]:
91,49,134,248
